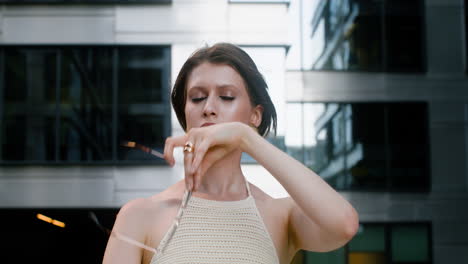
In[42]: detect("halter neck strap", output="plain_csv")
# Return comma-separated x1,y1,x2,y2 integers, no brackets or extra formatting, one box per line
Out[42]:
244,176,252,197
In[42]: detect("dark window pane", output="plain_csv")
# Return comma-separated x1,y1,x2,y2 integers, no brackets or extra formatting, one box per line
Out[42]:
118,114,165,161
385,0,425,72
0,209,118,264
347,103,387,189
5,49,27,102
307,223,432,264
387,103,429,190
307,0,425,72
2,49,57,162
2,116,55,161
2,117,26,160
391,225,430,262
304,247,346,264
311,0,383,71
59,48,113,162
349,225,385,252
119,48,165,104
281,102,430,191
340,0,383,71
1,46,170,164
118,47,168,162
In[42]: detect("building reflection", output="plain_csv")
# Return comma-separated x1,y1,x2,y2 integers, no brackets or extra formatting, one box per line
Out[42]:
283,102,429,192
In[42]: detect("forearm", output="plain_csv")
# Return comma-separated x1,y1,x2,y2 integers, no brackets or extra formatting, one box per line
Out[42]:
241,126,358,236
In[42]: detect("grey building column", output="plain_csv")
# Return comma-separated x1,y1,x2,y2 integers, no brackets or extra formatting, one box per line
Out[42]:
425,0,466,75
425,1,468,263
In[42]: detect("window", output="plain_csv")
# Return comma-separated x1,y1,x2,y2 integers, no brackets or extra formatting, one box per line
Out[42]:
304,223,432,264
307,0,425,72
1,209,119,264
281,102,430,191
0,46,171,164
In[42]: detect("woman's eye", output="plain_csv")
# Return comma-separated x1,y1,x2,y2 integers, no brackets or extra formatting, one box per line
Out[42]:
191,97,206,103
220,96,235,101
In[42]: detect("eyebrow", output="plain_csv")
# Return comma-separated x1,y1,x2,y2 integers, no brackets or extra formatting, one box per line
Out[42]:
188,84,240,92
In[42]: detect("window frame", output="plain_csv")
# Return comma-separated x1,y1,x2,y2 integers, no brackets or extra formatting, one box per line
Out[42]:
282,101,431,192
302,222,433,264
0,45,172,166
307,0,426,73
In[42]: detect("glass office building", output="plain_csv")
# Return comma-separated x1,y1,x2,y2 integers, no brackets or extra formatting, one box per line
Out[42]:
0,0,467,263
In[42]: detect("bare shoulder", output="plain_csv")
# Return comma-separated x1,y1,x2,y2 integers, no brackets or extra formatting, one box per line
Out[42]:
248,183,295,226
114,180,186,234
248,183,292,211
104,181,186,264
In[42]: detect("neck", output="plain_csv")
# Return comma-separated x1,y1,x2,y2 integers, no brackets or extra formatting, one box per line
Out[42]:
195,150,248,198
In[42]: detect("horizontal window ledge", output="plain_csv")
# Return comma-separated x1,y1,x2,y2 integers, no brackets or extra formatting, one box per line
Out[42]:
229,0,290,5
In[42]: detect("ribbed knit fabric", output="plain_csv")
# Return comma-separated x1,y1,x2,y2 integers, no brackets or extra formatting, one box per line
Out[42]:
150,179,280,264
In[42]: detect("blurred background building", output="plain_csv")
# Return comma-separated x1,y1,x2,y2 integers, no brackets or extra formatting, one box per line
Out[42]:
0,0,467,263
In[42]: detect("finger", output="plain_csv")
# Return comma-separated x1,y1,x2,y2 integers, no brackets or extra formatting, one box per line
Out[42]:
191,139,211,175
163,137,174,166
183,145,195,191
194,146,229,191
164,136,186,166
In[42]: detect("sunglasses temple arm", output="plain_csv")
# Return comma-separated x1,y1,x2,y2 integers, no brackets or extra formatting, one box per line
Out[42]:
111,230,157,254
90,211,157,254
122,141,165,160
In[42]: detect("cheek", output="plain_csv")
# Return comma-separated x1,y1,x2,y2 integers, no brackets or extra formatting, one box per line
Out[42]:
225,101,253,122
184,103,196,128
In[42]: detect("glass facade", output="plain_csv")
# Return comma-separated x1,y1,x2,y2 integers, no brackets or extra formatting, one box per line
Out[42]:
0,46,171,164
279,102,430,191
304,0,425,72
1,209,118,264
1,209,432,264
304,223,432,264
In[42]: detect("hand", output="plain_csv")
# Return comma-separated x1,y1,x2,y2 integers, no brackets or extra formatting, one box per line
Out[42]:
163,122,250,191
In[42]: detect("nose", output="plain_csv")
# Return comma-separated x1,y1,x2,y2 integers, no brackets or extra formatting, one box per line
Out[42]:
202,95,217,117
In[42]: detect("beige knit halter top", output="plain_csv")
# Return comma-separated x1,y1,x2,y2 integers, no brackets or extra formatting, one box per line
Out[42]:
150,178,280,264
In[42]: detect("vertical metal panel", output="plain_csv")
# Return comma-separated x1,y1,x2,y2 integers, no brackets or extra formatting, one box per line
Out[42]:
55,49,61,162
112,47,118,161
0,49,3,161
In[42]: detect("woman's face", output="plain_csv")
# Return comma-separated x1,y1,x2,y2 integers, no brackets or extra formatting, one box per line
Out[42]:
184,62,262,130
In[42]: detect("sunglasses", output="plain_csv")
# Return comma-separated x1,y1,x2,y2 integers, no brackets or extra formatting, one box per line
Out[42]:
121,141,165,160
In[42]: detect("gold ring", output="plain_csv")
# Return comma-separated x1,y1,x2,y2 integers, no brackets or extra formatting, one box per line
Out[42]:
183,141,194,153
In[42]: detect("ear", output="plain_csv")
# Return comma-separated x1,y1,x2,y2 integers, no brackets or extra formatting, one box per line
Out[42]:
250,105,264,128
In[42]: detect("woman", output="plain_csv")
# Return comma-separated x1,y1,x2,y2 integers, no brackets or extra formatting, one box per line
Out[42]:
103,43,359,264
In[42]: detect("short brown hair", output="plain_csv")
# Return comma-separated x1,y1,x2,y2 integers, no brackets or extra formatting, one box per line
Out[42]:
171,43,277,137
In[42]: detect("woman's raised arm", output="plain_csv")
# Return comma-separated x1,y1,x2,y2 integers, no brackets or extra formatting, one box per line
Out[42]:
240,123,359,253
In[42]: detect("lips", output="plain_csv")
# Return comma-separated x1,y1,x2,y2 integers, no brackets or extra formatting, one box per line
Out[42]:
201,122,216,127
